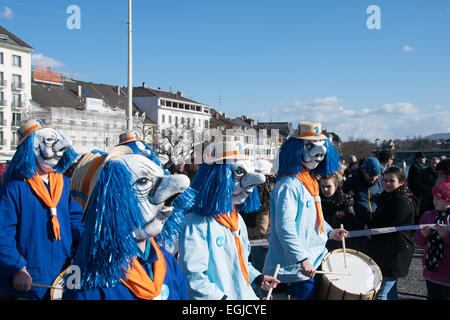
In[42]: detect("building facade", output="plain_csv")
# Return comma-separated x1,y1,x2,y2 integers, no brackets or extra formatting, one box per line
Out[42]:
0,26,33,162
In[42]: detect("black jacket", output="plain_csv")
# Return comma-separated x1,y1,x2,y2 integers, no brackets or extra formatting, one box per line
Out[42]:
368,185,418,277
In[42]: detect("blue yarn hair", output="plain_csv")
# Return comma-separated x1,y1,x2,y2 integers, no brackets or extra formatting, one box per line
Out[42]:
2,132,37,182
73,160,145,289
126,141,162,167
190,163,262,217
276,137,342,180
155,186,198,248
54,146,78,174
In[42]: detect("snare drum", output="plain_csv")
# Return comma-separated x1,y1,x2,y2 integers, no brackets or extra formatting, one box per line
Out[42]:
317,249,382,300
50,268,68,300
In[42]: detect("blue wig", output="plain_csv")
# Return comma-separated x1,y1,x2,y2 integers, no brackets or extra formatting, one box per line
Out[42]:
125,140,162,168
73,160,145,289
190,163,262,217
3,132,37,182
276,137,342,180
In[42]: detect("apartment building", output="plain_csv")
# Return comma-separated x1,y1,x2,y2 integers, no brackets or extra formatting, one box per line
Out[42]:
0,26,33,162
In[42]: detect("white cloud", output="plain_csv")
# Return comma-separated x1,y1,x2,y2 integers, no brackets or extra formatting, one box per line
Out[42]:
0,6,13,19
250,96,450,142
31,53,65,70
403,45,415,52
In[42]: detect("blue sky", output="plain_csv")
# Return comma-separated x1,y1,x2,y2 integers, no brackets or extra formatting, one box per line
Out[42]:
1,0,449,141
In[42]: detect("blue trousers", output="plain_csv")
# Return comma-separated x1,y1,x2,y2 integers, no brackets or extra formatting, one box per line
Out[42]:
376,276,399,300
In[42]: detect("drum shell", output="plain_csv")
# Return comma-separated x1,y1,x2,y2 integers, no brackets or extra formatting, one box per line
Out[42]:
317,249,382,300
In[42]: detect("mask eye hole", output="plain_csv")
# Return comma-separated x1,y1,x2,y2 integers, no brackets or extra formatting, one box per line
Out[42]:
232,167,246,181
133,177,154,198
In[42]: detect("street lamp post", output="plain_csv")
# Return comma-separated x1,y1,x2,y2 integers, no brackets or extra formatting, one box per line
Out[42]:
127,0,133,131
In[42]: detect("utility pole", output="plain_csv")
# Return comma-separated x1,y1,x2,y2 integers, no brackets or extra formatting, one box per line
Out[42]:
127,0,133,131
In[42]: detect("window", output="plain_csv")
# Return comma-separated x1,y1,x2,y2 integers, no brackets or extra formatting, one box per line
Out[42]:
12,113,21,127
168,115,172,124
0,52,3,64
11,132,19,146
0,111,3,125
0,91,4,105
166,101,172,107
160,100,166,106
162,114,165,123
173,102,178,108
12,74,22,89
12,93,21,107
12,55,21,67
0,130,3,145
204,120,209,129
175,116,178,126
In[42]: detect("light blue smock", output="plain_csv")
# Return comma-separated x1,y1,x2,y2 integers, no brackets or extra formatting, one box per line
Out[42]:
263,176,332,283
179,210,261,300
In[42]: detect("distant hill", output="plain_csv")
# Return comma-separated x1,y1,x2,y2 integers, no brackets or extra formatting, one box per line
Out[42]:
424,132,450,140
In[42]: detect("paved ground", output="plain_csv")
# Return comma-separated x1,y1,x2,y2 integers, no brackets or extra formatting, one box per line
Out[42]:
397,244,427,300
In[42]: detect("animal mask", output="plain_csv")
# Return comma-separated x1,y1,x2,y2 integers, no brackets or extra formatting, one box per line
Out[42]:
33,127,72,173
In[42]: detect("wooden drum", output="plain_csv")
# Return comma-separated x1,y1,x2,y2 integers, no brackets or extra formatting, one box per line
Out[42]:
317,249,382,300
50,268,68,300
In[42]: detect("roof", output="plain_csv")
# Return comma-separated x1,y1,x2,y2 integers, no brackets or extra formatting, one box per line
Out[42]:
31,79,155,125
257,121,294,136
209,108,240,130
0,25,33,50
133,86,206,106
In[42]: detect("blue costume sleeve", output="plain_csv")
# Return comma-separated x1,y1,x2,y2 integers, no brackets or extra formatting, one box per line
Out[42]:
238,215,261,283
68,194,84,253
273,182,309,264
179,215,225,300
0,183,27,278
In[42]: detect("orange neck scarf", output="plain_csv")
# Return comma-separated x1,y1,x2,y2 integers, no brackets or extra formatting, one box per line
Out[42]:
121,238,167,300
214,207,250,285
294,170,325,234
26,172,64,241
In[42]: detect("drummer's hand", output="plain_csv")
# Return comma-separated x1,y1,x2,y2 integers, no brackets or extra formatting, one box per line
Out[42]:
300,259,316,279
436,224,448,239
364,224,371,239
12,267,32,292
260,275,280,291
330,227,348,241
420,226,432,238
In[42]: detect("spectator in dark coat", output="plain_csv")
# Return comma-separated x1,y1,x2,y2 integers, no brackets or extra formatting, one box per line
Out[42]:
320,173,357,251
415,157,441,216
342,157,383,254
407,152,427,198
368,166,418,300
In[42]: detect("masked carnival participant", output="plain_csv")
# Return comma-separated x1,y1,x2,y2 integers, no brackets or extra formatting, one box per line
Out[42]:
263,122,348,300
0,119,83,299
64,134,194,300
179,141,280,300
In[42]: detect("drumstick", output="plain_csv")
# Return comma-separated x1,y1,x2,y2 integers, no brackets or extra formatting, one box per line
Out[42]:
31,283,61,290
265,264,280,300
315,271,351,276
340,224,347,268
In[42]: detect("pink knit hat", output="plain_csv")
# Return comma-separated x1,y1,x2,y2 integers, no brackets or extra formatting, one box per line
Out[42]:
432,180,450,203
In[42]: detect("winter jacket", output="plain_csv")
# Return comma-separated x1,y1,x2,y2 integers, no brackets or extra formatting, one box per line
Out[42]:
368,185,418,278
342,168,382,229
413,209,450,284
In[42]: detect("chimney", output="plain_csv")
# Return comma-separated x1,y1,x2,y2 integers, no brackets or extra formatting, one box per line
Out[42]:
78,85,82,97
222,113,227,118
117,85,120,95
142,81,146,88
176,91,183,98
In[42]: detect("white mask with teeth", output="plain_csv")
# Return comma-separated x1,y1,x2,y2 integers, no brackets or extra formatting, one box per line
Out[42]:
231,159,272,205
115,153,190,241
301,140,327,171
33,128,71,173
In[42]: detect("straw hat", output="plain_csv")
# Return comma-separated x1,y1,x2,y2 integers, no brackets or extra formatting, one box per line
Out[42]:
117,131,142,146
203,141,248,164
292,122,327,141
17,119,47,145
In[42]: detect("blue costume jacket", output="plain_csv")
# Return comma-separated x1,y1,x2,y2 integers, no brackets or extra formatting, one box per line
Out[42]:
0,176,84,299
63,242,187,300
179,211,261,300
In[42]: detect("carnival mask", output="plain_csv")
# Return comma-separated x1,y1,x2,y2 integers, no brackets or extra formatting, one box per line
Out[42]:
231,159,272,205
301,140,327,170
117,153,190,240
33,128,71,173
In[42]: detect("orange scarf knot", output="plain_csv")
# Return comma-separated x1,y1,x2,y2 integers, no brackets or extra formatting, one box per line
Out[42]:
214,207,250,285
26,173,64,241
121,238,167,300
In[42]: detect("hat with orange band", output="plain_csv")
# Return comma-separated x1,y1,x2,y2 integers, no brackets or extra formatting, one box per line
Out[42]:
17,119,48,145
293,122,327,141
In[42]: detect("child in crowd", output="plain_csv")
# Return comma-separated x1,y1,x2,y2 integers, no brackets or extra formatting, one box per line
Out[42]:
414,180,450,300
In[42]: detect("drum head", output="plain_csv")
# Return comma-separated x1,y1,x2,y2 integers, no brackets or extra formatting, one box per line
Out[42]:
321,249,382,295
